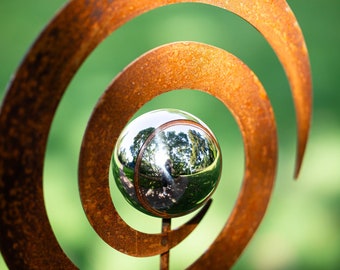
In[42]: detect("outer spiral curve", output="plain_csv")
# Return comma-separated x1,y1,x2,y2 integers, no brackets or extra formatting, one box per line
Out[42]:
0,0,312,269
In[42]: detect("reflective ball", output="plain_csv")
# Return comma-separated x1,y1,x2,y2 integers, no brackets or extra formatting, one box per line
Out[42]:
112,109,222,218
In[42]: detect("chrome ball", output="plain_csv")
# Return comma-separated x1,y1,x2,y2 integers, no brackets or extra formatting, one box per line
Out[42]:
112,109,222,218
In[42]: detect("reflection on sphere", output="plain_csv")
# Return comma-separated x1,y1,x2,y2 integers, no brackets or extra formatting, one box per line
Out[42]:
112,109,222,217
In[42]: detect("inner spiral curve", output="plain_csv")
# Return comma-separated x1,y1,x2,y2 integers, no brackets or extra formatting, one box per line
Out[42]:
79,41,277,267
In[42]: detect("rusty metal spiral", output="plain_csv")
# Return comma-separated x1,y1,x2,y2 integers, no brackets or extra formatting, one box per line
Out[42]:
0,0,312,269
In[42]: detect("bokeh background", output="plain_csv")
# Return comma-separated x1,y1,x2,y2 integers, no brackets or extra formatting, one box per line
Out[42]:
1,0,339,269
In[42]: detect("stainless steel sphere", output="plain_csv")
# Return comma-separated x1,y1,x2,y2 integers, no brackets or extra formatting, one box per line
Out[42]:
112,109,222,218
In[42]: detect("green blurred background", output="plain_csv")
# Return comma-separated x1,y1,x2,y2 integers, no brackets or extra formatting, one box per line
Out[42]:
1,0,339,269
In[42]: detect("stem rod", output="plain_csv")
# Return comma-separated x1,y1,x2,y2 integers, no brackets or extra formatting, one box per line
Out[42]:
160,218,171,270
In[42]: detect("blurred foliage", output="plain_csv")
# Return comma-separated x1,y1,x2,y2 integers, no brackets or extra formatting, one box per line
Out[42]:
1,0,340,269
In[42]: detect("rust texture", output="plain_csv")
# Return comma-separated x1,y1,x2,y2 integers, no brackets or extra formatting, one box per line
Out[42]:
0,0,311,269
82,42,277,268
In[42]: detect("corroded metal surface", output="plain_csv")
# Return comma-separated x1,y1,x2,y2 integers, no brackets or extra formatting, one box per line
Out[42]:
0,0,312,269
80,42,278,268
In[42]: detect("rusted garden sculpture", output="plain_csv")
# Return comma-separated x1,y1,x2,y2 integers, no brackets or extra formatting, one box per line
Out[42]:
0,0,312,269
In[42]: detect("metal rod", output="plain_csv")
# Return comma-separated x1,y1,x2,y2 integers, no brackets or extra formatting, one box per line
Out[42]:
160,218,171,270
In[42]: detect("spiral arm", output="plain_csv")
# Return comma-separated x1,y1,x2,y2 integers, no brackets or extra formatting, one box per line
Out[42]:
0,0,311,269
